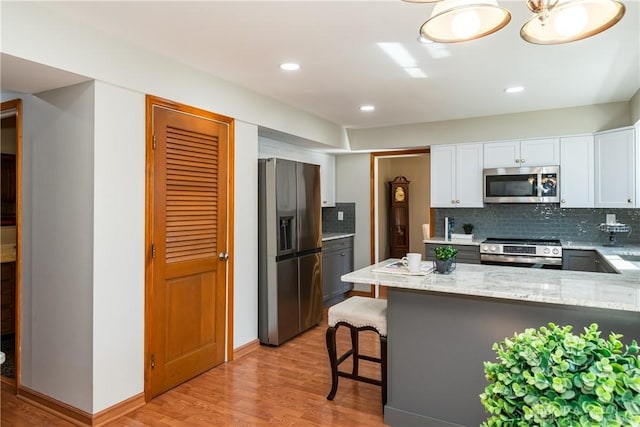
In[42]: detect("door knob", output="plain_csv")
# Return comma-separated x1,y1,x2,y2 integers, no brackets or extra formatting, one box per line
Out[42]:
218,252,229,261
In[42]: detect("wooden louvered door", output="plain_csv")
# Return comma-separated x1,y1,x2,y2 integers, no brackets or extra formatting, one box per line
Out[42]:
148,101,229,398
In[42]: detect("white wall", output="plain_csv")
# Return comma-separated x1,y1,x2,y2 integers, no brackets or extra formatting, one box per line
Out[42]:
92,82,145,412
335,154,371,292
28,82,95,411
232,121,259,349
2,1,336,414
1,1,348,151
347,102,632,151
631,89,640,125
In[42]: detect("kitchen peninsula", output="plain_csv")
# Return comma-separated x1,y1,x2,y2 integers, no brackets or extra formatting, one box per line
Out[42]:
342,261,640,426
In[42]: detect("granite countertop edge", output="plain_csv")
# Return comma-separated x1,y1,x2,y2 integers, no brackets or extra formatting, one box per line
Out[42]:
562,241,640,255
342,260,640,313
424,238,480,246
322,232,355,241
424,238,640,256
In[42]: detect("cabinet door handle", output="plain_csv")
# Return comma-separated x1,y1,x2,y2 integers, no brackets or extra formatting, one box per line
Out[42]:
341,252,346,256
629,198,632,203
561,199,566,204
521,158,525,163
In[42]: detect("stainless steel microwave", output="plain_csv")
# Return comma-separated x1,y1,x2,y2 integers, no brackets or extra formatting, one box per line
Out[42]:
483,166,560,203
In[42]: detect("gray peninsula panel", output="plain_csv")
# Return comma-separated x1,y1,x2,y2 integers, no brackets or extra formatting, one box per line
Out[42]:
384,288,639,427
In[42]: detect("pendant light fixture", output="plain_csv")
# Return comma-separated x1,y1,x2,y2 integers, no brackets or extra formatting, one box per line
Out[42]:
419,0,511,43
411,0,626,44
520,0,626,44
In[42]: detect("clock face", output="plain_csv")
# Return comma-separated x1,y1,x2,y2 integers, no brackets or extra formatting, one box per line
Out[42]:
394,186,405,202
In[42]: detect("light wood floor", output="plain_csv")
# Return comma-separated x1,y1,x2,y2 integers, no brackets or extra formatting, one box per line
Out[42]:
1,310,388,426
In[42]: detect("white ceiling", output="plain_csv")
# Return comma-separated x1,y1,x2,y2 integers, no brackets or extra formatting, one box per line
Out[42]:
3,1,639,130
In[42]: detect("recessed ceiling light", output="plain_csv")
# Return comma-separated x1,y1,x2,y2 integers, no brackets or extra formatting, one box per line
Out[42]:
360,105,375,112
505,86,525,94
280,62,300,71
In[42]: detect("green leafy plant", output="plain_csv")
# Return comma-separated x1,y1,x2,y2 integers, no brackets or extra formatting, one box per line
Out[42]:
434,245,458,260
480,323,640,427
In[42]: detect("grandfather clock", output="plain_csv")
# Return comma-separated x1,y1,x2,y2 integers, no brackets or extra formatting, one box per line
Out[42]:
388,176,410,258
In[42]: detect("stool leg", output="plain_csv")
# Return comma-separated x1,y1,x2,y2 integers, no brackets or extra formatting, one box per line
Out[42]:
381,335,387,407
326,326,339,401
351,326,359,376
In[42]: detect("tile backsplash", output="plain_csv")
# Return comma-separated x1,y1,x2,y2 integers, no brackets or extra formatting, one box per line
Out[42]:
322,202,356,234
434,205,640,245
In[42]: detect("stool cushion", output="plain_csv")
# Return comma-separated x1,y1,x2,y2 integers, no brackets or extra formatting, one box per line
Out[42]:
328,296,387,336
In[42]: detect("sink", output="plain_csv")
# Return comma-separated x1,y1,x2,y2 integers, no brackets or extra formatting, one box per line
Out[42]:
620,255,640,262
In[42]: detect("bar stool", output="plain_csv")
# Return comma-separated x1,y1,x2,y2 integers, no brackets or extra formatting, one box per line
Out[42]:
325,296,387,406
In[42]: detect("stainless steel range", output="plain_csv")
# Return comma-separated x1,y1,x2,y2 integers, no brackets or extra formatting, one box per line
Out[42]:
480,238,563,268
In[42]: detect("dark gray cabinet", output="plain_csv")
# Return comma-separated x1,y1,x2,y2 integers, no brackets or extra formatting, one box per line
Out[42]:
322,237,354,303
424,243,480,264
563,249,598,272
562,249,617,273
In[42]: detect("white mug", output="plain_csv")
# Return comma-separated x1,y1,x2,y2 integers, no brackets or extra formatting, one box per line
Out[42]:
401,253,422,273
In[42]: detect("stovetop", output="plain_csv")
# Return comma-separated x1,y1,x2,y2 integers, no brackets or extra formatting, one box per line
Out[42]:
483,238,562,247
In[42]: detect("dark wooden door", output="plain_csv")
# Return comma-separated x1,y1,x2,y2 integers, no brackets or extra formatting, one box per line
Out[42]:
147,98,230,398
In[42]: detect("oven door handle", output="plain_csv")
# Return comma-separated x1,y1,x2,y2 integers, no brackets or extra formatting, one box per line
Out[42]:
480,254,563,266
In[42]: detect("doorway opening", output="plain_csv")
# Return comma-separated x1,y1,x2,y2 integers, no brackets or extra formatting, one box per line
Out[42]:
1,99,22,391
370,149,432,297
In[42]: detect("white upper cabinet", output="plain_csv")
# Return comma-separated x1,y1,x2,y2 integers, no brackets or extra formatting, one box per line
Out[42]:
521,138,561,166
259,137,336,207
314,152,336,207
431,145,456,208
483,141,519,168
594,127,636,208
560,135,594,208
484,138,560,168
431,143,483,208
636,120,640,207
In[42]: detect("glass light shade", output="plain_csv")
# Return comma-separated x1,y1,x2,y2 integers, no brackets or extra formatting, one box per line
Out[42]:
521,0,625,44
420,0,511,43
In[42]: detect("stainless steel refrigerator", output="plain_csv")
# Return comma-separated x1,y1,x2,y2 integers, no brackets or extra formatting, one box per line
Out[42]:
258,158,323,346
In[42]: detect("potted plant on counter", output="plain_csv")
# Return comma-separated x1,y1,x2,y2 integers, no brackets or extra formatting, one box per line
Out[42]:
434,245,457,273
480,323,640,426
463,223,474,234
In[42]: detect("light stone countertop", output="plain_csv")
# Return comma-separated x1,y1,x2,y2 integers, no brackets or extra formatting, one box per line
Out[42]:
424,238,480,246
562,241,640,256
562,241,640,272
424,238,640,272
342,259,640,313
322,232,355,242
